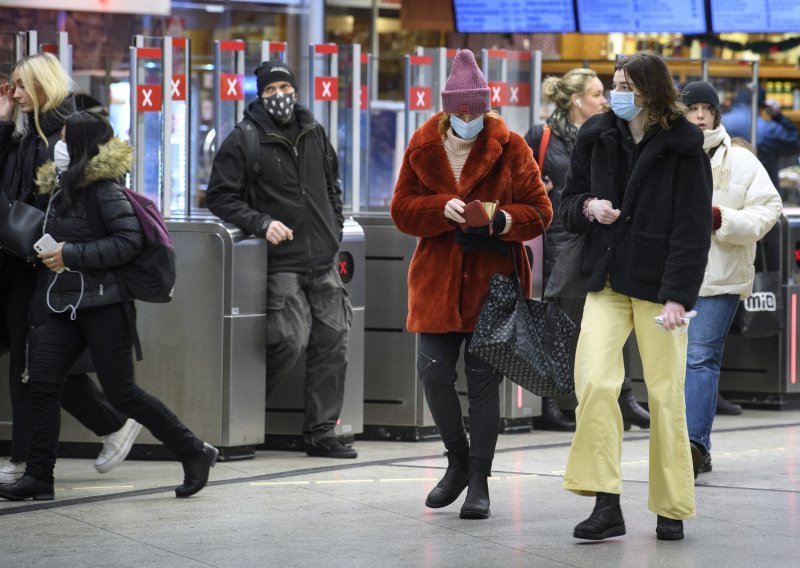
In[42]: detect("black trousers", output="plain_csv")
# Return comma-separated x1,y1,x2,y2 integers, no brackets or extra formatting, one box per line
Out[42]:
417,332,502,474
266,268,352,443
1,256,126,463
26,303,203,484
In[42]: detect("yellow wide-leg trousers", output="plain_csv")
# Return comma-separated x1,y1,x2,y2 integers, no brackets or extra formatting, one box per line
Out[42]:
562,284,696,520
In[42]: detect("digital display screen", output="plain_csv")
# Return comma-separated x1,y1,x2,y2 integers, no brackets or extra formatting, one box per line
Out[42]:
452,0,577,33
710,0,800,32
576,0,707,33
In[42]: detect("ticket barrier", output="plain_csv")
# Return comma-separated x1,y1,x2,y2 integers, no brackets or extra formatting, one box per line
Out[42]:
261,219,365,449
355,214,540,441
622,215,800,410
719,213,800,408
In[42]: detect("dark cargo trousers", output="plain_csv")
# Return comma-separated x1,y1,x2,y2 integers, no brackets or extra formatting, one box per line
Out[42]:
266,267,352,443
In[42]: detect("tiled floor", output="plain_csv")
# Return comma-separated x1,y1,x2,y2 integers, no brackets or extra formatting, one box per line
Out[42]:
1,409,798,567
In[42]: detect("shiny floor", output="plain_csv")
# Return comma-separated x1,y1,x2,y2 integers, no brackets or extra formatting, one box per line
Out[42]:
1,409,798,568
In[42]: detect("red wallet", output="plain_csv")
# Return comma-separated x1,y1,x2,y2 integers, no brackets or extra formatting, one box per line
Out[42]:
458,200,498,234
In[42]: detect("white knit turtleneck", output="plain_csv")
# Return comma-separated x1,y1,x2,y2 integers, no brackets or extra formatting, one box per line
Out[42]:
443,128,477,184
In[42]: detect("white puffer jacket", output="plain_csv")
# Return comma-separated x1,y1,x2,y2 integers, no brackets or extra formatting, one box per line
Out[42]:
701,126,783,298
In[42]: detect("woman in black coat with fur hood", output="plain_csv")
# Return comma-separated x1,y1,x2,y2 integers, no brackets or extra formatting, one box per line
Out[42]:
0,112,217,501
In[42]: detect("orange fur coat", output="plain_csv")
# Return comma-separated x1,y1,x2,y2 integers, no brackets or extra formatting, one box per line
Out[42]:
391,113,553,333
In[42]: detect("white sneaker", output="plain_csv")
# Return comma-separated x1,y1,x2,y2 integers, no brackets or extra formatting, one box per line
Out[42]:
95,419,142,474
0,460,25,483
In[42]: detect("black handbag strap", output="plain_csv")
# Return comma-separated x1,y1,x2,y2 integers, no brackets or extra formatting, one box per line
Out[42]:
756,239,768,274
507,203,552,302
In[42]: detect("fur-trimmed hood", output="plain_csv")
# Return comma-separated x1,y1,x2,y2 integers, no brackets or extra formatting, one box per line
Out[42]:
36,137,132,194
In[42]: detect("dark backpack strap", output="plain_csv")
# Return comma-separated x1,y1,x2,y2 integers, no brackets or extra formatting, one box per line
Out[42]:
85,183,143,361
237,118,261,194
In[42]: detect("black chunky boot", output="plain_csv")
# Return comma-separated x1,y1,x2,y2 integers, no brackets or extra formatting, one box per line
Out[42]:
656,515,684,540
537,397,576,431
175,442,219,498
0,474,54,501
716,393,743,416
618,388,650,430
573,492,626,540
459,471,490,519
425,445,470,509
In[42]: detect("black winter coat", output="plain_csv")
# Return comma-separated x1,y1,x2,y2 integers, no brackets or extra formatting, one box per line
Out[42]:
525,124,572,263
560,112,713,310
205,99,344,275
35,138,143,311
0,95,76,207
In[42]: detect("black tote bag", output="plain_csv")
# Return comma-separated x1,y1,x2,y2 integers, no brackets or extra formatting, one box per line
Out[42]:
544,232,588,299
0,198,45,261
729,240,782,338
468,208,577,397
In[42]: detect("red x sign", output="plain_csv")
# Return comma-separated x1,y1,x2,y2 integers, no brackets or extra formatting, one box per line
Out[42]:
488,82,508,107
137,85,162,112
506,82,530,107
171,74,186,101
409,87,431,111
360,86,368,110
315,76,338,101
220,73,244,101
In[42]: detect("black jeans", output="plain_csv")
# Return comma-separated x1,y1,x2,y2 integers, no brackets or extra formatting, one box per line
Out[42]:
266,268,352,443
26,303,203,484
1,255,126,463
417,332,502,474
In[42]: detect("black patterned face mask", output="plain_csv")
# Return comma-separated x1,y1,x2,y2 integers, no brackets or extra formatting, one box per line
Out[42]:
263,91,297,125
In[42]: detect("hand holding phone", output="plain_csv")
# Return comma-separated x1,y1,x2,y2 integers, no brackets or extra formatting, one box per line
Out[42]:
34,234,65,273
654,310,697,327
34,233,59,254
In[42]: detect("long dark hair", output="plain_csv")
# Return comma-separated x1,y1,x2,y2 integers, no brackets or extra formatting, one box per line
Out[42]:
615,52,685,131
59,111,113,204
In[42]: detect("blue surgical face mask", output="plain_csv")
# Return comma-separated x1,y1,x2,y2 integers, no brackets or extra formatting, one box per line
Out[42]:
610,90,643,122
450,115,484,139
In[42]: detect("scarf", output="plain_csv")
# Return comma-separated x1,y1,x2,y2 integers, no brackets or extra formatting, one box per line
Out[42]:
546,110,579,153
703,125,731,191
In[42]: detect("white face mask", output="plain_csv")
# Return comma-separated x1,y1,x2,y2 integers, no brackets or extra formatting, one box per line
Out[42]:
54,140,70,173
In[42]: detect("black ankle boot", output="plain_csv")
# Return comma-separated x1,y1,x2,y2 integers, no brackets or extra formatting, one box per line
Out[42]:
459,471,490,519
0,474,54,501
716,393,743,416
425,447,470,508
537,397,576,432
618,389,650,429
656,515,684,540
573,492,626,540
175,442,219,498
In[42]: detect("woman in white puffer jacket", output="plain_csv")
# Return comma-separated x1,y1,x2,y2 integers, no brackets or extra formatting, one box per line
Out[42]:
681,81,783,478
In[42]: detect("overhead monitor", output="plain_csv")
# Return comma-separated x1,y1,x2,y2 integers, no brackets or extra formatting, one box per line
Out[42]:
710,0,800,33
576,0,707,33
452,0,577,33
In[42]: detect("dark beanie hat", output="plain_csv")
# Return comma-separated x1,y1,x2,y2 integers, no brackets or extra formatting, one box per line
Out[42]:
441,49,490,115
255,60,297,95
682,81,720,109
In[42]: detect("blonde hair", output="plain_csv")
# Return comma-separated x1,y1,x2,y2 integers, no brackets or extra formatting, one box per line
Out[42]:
437,110,502,137
14,53,72,146
542,68,598,114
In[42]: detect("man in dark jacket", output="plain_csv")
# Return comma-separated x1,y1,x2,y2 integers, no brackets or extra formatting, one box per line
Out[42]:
206,61,355,459
723,87,800,192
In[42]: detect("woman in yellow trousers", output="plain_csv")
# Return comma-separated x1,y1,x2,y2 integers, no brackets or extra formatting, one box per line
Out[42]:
559,52,713,541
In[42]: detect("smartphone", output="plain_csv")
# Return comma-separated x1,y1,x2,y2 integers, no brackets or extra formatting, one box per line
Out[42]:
654,310,697,326
33,233,59,254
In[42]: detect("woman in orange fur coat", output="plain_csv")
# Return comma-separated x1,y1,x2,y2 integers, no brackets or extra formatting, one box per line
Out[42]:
391,49,552,520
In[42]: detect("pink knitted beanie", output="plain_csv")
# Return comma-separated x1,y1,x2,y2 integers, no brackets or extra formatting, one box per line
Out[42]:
441,49,490,115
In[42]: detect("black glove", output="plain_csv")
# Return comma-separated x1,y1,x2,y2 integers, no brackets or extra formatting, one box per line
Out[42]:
455,210,509,255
